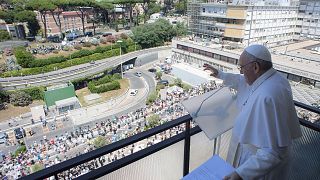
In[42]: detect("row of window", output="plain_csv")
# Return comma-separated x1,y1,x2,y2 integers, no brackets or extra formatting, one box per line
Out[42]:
176,44,238,65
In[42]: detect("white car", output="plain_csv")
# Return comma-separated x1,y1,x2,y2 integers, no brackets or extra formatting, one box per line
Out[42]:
135,72,142,77
129,89,138,96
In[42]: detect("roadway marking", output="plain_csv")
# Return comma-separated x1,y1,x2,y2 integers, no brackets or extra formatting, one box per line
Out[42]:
42,126,50,134
7,131,16,143
56,120,64,129
25,127,32,138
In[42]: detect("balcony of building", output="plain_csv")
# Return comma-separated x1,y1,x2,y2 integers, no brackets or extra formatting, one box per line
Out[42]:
226,7,247,19
20,100,320,180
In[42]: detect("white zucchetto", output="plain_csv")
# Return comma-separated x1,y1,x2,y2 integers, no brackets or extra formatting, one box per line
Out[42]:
244,44,272,62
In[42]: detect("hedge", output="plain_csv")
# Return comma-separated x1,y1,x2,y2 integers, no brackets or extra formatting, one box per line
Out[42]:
2,43,139,77
14,47,35,68
88,80,120,93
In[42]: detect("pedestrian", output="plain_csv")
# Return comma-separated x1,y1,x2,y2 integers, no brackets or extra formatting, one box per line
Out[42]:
204,44,302,180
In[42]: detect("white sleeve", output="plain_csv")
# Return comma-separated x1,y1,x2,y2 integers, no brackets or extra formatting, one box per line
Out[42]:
235,147,288,179
217,70,243,91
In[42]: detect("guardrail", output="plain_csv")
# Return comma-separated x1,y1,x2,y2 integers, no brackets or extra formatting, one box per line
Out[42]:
20,101,320,180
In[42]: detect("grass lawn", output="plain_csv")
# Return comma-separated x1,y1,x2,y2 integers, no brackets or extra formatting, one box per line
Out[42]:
76,78,129,107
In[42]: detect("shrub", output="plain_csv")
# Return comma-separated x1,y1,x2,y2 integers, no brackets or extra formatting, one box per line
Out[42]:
70,49,92,59
30,56,66,68
100,38,107,44
156,84,165,91
106,35,116,43
9,91,32,106
62,46,71,51
93,136,108,149
83,42,92,47
74,44,82,50
14,47,35,68
52,50,59,54
20,87,44,100
146,114,161,128
120,33,128,39
146,91,158,105
88,80,120,93
0,30,11,41
31,163,44,173
14,145,26,157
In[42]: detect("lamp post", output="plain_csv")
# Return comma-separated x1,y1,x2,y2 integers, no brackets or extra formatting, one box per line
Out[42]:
117,40,123,78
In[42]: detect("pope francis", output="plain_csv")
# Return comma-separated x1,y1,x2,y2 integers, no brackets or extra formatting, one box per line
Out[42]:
203,44,302,180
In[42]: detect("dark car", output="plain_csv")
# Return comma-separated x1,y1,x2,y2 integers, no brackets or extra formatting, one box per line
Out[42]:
102,32,113,37
84,31,93,37
47,35,61,43
157,80,169,86
148,68,157,73
14,128,26,139
124,26,130,30
0,132,8,144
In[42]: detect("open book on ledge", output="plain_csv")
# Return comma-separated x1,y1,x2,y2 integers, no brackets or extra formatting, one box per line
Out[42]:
181,87,239,140
182,155,235,180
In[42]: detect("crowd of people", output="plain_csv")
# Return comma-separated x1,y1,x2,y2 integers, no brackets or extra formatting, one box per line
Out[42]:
0,81,220,179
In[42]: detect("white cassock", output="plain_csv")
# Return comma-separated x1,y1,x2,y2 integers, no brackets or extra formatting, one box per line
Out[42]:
218,68,302,179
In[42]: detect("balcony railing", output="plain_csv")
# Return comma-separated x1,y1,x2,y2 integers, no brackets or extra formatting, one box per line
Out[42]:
21,101,320,180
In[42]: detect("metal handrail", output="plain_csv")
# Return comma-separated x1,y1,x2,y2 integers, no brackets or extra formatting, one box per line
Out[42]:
20,101,320,180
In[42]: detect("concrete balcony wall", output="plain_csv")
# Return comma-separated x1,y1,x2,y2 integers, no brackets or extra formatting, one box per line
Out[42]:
224,29,245,38
99,131,231,180
226,8,247,19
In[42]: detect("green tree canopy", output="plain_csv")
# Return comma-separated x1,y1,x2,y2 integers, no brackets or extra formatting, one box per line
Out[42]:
0,29,10,41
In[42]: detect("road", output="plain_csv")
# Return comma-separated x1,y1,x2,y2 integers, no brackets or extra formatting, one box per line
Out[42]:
0,46,170,90
0,67,157,154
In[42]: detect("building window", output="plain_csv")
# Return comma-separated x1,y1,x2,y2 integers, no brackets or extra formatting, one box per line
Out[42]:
202,8,205,13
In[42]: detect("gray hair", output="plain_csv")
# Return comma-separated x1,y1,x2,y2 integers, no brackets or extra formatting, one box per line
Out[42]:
244,50,273,71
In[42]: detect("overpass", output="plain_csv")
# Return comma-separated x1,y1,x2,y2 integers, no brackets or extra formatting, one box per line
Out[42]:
0,46,170,90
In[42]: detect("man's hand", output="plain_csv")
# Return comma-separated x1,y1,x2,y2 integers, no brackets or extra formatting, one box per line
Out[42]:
203,63,219,77
223,171,242,180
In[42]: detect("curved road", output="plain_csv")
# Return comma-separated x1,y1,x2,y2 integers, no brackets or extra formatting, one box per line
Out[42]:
0,46,170,90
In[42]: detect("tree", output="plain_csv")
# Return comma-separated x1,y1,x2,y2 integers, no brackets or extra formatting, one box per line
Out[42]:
146,90,158,105
146,114,160,128
14,10,40,37
50,0,70,38
174,78,182,87
27,0,57,38
174,0,187,15
155,71,162,80
0,29,10,41
31,163,44,173
141,0,156,23
96,0,114,26
69,0,96,35
132,19,176,48
93,136,107,148
9,91,32,106
174,22,187,37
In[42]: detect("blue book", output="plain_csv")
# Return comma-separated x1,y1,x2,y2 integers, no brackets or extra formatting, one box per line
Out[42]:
182,155,235,180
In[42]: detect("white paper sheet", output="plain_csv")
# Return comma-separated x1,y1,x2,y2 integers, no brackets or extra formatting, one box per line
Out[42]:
182,87,239,140
182,155,235,180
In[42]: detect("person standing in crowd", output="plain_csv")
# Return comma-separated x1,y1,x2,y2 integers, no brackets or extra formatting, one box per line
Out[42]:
203,44,302,180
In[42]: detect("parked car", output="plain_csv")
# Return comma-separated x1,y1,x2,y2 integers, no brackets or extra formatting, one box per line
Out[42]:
157,80,169,86
0,132,8,144
129,89,138,96
135,72,142,77
102,32,112,37
148,68,157,73
84,31,93,37
124,26,130,30
14,128,26,139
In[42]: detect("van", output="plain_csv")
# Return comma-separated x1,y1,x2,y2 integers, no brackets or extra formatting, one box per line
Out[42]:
135,72,142,77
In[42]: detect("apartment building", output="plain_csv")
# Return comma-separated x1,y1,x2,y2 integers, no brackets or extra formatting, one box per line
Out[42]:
36,11,94,37
297,0,320,39
188,0,298,47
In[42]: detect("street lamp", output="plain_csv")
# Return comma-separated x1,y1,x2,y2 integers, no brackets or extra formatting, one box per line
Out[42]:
117,40,123,78
134,42,137,51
